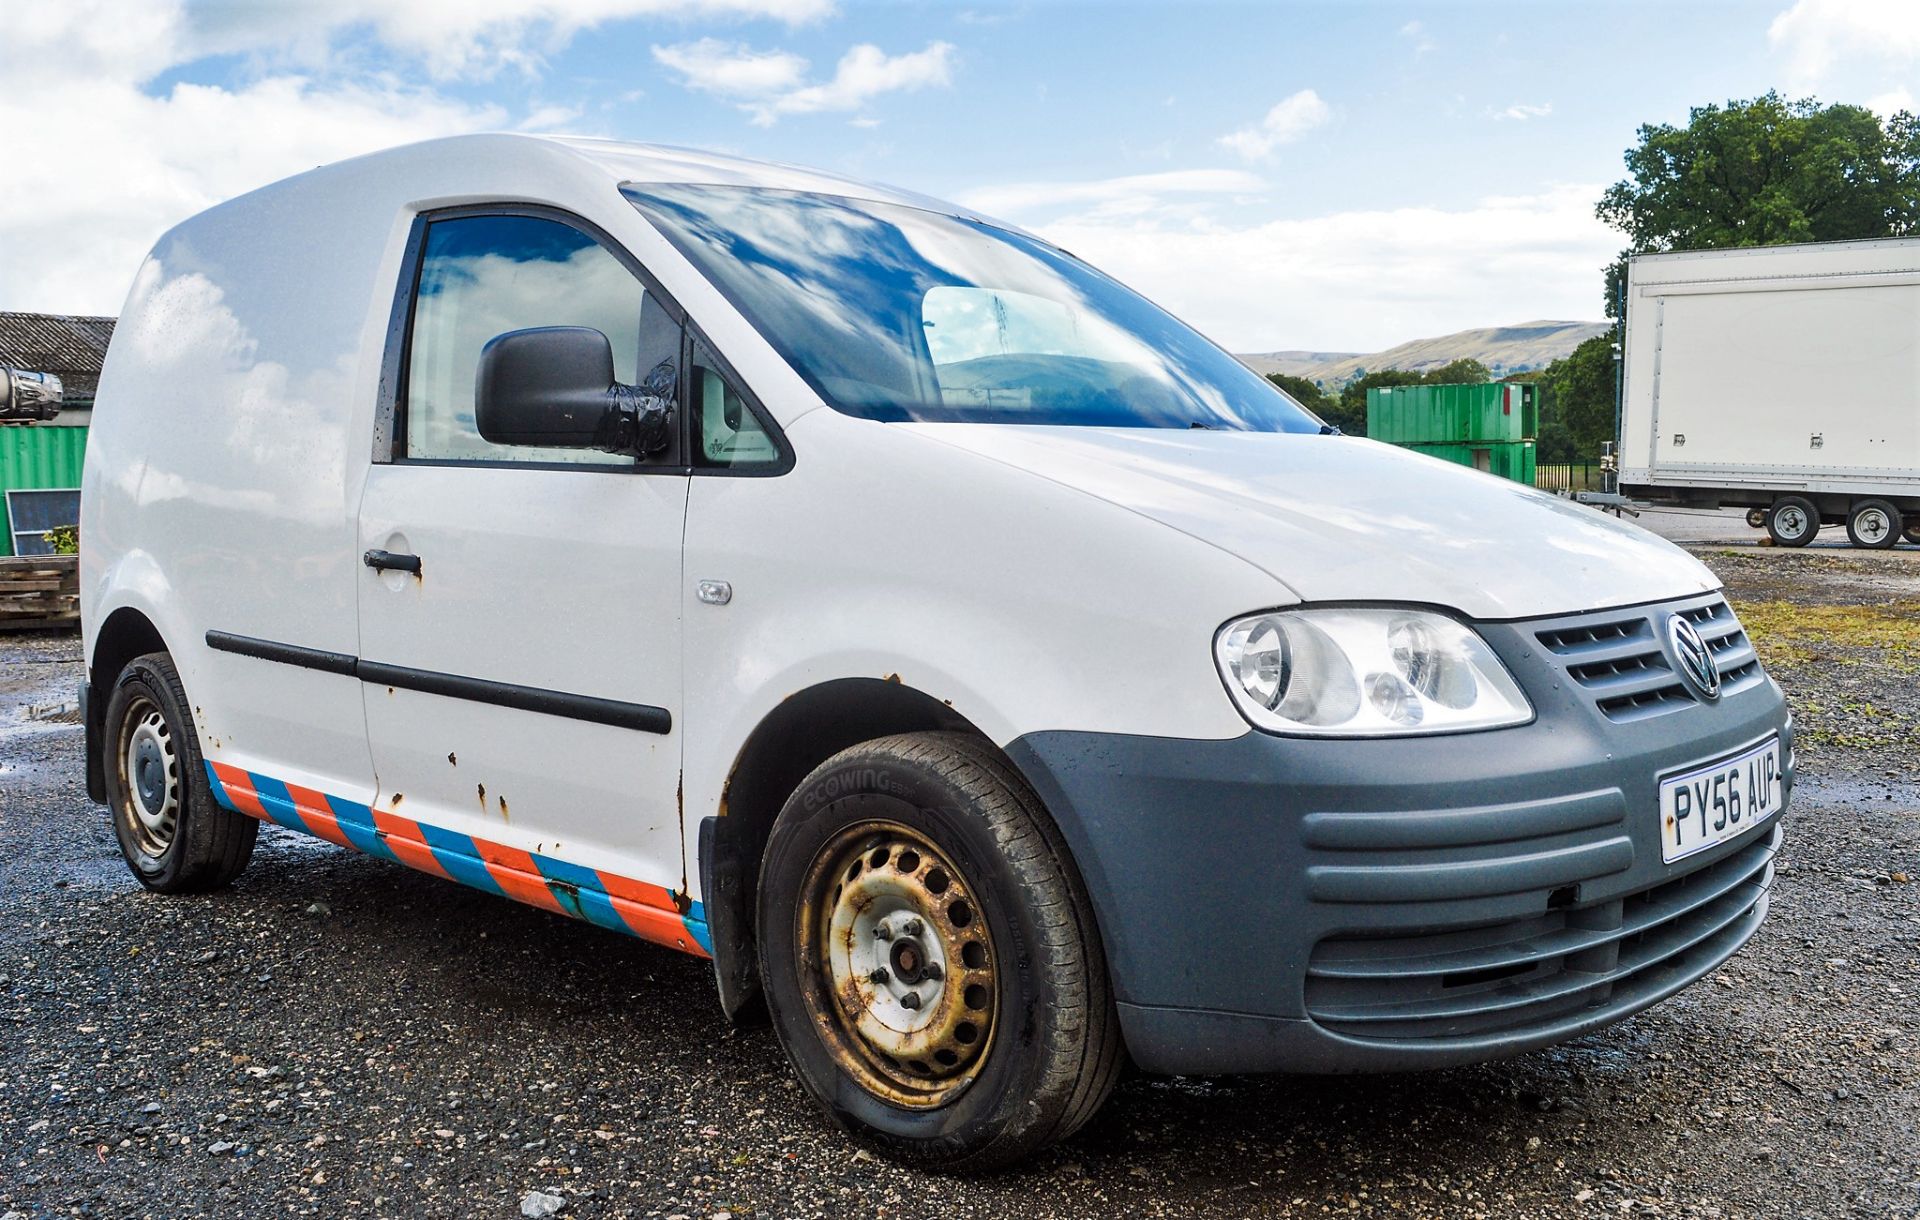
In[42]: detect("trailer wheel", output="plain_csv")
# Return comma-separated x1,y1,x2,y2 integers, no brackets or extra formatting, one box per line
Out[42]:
1766,496,1819,548
1846,499,1901,549
1905,521,1920,546
1745,508,1766,529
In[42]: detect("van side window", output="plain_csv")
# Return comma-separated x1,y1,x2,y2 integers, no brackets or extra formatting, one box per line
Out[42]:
691,341,779,469
404,214,677,464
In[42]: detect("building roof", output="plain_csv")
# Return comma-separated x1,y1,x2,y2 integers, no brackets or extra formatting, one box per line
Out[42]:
0,312,116,400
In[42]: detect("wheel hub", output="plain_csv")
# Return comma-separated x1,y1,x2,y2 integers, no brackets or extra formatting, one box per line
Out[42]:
802,820,996,1108
122,702,179,850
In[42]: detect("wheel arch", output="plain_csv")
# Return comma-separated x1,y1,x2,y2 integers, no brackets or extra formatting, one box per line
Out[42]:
84,605,174,804
701,676,1018,1023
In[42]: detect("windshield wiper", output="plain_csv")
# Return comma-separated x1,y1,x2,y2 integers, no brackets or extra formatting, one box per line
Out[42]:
1319,423,1342,436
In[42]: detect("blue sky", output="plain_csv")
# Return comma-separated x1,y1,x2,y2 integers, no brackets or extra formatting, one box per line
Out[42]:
6,1,1917,351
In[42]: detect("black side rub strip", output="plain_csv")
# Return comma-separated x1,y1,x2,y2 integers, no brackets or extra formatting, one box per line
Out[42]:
205,630,672,734
205,630,357,676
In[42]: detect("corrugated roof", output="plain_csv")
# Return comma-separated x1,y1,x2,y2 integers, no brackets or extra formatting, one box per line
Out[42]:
0,313,115,385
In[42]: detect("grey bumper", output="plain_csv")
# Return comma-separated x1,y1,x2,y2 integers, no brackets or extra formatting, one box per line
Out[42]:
1005,592,1792,1076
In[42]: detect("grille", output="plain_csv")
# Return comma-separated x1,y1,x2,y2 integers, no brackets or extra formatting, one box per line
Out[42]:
1536,596,1763,723
1304,826,1776,1042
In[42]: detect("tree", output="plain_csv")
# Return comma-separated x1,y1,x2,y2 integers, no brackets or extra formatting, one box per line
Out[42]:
1420,357,1491,386
1508,335,1616,463
1597,93,1920,314
1264,372,1329,415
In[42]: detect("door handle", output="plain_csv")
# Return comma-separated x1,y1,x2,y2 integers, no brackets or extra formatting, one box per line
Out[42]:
363,549,421,575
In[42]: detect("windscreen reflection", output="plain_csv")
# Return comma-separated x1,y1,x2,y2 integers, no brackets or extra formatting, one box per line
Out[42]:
625,186,1323,432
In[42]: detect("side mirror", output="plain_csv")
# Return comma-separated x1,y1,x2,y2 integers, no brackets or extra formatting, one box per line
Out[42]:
475,326,673,455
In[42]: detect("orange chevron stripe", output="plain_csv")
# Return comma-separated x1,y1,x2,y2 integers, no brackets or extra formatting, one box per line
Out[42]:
209,761,267,819
367,809,454,880
475,841,568,915
283,782,355,848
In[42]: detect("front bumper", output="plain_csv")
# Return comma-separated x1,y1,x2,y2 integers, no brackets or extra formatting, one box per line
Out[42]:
1004,592,1792,1076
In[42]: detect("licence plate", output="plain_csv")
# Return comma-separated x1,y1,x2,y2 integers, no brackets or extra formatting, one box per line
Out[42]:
1659,736,1782,863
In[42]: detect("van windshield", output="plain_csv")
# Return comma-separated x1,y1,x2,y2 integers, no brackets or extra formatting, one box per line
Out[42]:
624,185,1323,432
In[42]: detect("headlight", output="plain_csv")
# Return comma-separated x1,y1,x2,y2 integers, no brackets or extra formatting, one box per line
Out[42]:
1214,608,1531,736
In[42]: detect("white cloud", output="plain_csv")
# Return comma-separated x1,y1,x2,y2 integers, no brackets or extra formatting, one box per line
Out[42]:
0,1,509,314
962,170,1267,219
652,38,956,125
1868,86,1918,118
1399,19,1435,55
651,38,809,96
1218,89,1330,161
1006,185,1617,352
1493,102,1552,121
1769,0,1920,88
188,0,837,81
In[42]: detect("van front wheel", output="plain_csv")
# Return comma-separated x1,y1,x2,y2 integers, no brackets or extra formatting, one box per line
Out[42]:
103,653,257,893
756,732,1122,1170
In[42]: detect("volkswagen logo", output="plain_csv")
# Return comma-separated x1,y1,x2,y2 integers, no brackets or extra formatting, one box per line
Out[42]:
1667,614,1721,700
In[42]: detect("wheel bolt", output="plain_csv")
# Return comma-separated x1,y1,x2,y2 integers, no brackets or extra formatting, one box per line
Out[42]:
902,917,924,937
924,962,944,982
899,991,922,1010
873,922,891,940
869,967,890,985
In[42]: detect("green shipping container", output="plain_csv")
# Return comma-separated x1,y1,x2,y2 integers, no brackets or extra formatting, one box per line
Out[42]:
1366,382,1538,445
0,424,88,556
1402,438,1536,486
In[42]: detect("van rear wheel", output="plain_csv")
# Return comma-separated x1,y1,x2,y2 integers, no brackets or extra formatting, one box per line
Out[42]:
103,653,256,893
756,732,1122,1170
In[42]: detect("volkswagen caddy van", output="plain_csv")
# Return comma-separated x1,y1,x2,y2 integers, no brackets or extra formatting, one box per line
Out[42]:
80,135,1790,1169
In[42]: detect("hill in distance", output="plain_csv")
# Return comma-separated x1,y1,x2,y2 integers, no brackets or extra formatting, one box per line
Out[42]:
1240,320,1610,387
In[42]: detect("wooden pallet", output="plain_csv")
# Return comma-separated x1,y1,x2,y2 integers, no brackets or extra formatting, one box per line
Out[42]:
0,554,79,629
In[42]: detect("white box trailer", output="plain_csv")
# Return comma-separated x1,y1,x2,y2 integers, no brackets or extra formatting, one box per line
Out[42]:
1620,238,1920,548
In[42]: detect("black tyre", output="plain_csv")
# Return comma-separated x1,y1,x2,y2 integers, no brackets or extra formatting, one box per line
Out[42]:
1846,499,1901,550
1905,521,1920,546
1766,495,1819,548
103,652,256,892
756,732,1122,1170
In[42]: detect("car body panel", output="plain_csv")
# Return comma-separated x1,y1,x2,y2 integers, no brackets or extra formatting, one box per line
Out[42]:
900,424,1719,621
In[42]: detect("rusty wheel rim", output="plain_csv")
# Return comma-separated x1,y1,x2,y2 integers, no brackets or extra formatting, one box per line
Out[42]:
119,696,180,856
796,818,997,1109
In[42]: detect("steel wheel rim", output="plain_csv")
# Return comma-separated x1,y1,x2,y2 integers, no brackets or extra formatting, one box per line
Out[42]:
1778,506,1808,538
120,697,180,855
1858,508,1890,542
796,817,997,1109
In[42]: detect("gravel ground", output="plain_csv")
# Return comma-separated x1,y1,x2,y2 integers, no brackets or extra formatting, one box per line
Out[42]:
3,547,1917,1220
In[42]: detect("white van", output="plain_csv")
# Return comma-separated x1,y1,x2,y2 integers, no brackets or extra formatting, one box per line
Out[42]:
80,135,1791,1169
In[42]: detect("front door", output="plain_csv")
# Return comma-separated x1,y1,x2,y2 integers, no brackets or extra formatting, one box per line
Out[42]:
354,208,694,942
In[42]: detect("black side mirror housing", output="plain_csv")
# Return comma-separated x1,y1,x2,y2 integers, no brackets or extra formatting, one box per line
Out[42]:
475,326,673,455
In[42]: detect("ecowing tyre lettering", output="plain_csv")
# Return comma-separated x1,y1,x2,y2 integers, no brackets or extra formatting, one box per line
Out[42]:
1846,499,1901,550
103,652,257,892
1766,495,1819,548
756,732,1122,1169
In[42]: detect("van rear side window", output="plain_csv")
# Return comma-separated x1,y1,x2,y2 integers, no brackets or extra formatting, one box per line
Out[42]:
404,214,672,464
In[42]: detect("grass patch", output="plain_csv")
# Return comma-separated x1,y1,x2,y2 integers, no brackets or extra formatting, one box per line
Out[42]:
1730,599,1920,670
